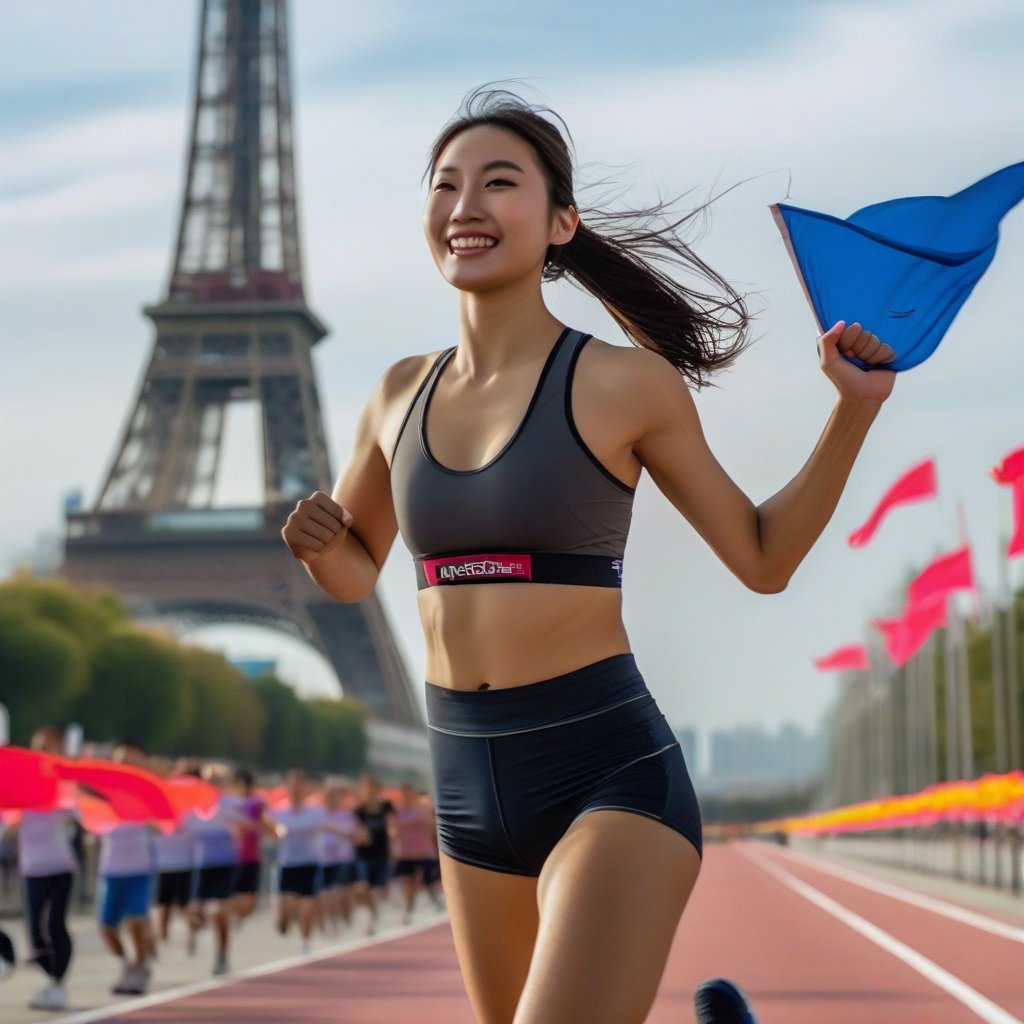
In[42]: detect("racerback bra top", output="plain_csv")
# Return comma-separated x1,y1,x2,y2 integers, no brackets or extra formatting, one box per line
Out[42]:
389,327,636,589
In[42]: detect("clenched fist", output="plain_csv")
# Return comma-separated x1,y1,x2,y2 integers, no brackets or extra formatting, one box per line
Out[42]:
281,491,353,565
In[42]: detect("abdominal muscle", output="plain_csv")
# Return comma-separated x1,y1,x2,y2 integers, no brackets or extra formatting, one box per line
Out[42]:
417,584,631,690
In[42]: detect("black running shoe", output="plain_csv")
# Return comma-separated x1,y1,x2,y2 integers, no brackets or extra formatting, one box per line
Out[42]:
694,977,758,1023
0,929,15,980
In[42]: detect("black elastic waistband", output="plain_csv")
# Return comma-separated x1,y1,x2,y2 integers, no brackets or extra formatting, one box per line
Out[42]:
414,551,623,590
424,653,649,735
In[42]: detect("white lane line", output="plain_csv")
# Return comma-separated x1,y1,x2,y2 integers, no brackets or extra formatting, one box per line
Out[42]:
768,843,1024,945
47,913,449,1024
740,845,1023,1024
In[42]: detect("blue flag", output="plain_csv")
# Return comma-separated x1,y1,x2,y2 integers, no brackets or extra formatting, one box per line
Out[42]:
772,162,1024,371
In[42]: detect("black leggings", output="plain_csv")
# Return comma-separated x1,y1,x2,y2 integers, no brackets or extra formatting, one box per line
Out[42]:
24,872,73,981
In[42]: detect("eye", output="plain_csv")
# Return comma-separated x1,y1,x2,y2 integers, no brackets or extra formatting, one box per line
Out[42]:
486,178,515,188
432,181,455,192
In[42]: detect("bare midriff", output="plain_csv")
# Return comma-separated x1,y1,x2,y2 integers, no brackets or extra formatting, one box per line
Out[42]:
417,583,631,691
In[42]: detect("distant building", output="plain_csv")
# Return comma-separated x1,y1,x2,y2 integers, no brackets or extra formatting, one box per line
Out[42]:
673,726,699,774
706,721,825,791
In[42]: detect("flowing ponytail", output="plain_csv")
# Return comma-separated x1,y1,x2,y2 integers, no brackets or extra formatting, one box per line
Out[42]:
427,86,755,390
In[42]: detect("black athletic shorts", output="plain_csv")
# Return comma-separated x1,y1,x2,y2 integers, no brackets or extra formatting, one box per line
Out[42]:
423,859,441,886
278,863,319,897
393,858,434,878
156,869,192,908
234,861,260,895
356,859,390,888
192,865,237,902
426,652,703,877
323,862,358,887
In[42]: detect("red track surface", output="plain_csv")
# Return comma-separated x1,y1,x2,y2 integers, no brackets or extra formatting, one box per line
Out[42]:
73,842,1023,1024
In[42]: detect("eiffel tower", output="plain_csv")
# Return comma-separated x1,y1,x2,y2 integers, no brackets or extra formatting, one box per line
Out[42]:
62,0,424,748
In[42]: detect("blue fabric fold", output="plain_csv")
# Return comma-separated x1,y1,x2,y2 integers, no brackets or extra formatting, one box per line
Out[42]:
771,162,1024,371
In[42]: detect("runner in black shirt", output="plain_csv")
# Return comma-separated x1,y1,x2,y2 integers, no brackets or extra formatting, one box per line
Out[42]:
352,775,396,936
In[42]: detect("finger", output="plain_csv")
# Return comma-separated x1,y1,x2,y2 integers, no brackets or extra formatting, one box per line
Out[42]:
839,322,864,349
819,320,847,345
299,520,337,544
306,506,347,533
288,526,331,551
311,493,350,526
846,330,882,361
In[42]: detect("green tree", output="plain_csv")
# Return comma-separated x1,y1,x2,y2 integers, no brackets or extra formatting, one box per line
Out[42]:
306,697,369,775
176,646,266,760
0,607,88,742
0,573,126,655
75,628,192,751
250,673,306,770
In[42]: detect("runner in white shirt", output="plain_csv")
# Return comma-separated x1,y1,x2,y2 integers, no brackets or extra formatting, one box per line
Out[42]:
317,780,363,930
97,741,157,998
13,726,78,1011
182,766,250,976
271,770,362,955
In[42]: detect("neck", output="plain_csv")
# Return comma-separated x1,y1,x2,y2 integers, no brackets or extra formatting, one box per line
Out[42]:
455,278,564,377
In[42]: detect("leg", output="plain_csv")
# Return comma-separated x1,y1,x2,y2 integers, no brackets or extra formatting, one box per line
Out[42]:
440,852,540,1024
124,916,149,968
513,810,701,1024
45,873,74,982
23,876,53,976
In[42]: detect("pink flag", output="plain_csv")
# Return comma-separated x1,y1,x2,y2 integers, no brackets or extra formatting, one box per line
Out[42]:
1010,477,1024,559
873,596,948,666
848,459,937,548
813,644,869,672
990,446,1024,559
990,444,1024,484
906,545,975,608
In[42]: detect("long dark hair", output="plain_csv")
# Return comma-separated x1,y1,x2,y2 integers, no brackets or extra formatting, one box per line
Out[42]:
426,86,755,389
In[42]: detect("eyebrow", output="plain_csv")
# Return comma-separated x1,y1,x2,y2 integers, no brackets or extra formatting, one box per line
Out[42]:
434,159,526,176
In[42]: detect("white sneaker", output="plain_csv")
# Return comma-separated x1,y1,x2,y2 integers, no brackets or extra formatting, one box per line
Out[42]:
213,952,229,976
30,982,68,1010
300,938,311,956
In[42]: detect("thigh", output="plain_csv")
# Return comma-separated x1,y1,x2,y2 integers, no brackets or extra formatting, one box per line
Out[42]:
440,851,540,1024
515,810,701,1024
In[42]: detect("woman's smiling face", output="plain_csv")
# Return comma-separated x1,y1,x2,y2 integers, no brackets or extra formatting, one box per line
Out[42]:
423,124,575,293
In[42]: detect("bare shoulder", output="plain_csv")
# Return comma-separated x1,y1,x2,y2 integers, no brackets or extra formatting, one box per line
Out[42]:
576,336,696,428
372,349,448,459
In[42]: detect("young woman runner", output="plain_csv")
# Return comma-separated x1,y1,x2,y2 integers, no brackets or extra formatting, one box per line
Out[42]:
281,87,895,1024
391,783,440,925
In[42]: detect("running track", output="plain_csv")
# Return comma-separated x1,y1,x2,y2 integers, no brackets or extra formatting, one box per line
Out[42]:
49,841,1024,1024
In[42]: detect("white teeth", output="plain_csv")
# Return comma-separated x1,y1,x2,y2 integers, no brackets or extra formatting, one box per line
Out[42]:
449,236,496,249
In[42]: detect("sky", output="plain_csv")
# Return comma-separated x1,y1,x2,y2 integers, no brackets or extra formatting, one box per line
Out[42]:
2,0,1022,775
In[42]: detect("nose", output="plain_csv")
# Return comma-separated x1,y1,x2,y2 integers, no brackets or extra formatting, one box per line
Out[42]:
450,186,483,223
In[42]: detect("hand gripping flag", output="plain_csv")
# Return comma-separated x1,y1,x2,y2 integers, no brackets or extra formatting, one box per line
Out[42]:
991,444,1024,559
848,458,937,548
772,162,1024,371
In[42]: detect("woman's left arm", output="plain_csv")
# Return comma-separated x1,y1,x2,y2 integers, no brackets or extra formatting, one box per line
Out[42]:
632,321,895,593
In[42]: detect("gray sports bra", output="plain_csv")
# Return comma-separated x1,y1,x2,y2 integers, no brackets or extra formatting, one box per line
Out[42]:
389,327,635,589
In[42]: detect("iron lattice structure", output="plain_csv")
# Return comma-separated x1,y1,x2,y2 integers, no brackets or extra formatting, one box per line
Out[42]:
63,0,423,730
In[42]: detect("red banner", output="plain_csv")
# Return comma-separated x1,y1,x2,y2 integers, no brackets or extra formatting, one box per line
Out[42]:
813,644,869,672
848,458,937,548
990,444,1024,484
906,545,975,608
873,595,947,666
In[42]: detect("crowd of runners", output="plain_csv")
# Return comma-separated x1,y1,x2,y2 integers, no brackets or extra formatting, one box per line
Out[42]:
0,727,444,1012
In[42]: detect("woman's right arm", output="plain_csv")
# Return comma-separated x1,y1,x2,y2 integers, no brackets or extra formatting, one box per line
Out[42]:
281,357,425,603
